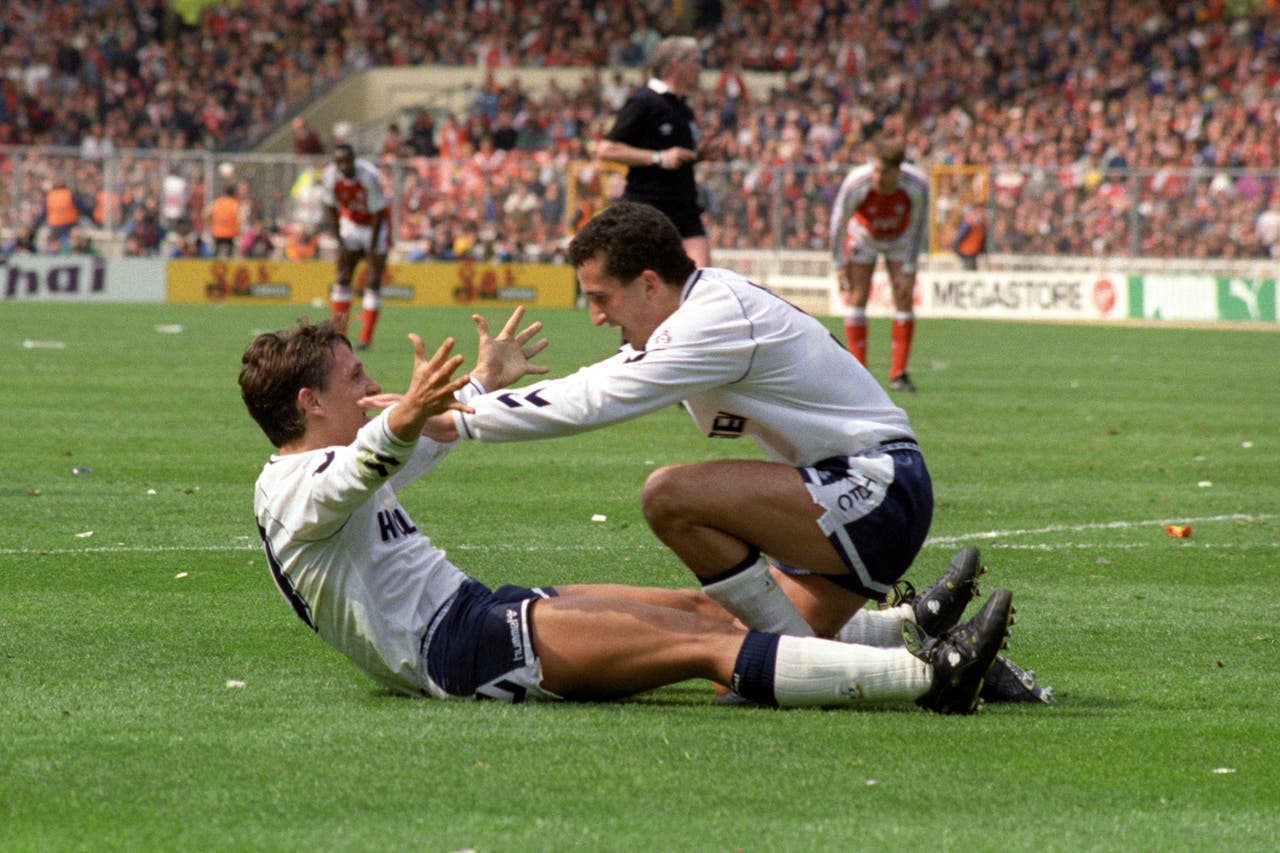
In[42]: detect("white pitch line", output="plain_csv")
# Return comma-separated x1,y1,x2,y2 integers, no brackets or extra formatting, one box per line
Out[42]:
923,513,1277,547
0,544,260,556
948,541,1280,551
1,513,1275,557
0,542,634,556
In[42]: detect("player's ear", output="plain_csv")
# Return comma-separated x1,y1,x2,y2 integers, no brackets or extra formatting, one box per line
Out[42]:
297,386,323,416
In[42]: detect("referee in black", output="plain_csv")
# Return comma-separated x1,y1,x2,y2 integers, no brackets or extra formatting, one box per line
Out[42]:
595,36,720,267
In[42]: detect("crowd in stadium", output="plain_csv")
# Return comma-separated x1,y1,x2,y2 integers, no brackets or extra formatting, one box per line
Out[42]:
3,0,1280,259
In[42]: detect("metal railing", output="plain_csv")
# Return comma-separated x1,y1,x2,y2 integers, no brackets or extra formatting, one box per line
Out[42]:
3,146,1277,265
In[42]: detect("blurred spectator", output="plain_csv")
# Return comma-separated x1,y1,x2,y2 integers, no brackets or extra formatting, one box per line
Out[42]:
33,176,96,246
239,218,277,259
79,123,115,161
381,123,406,161
161,171,190,231
291,117,325,156
407,109,439,157
123,204,165,256
289,167,328,232
284,224,320,260
4,230,38,256
169,226,212,259
206,185,242,258
57,227,97,256
1254,190,1280,258
490,110,518,151
953,208,988,271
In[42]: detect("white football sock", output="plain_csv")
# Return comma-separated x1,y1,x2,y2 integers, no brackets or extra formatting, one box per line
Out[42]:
702,556,815,636
772,636,930,707
834,603,913,646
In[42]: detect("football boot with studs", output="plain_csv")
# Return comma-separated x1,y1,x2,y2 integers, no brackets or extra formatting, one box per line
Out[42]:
888,546,985,636
905,588,1014,715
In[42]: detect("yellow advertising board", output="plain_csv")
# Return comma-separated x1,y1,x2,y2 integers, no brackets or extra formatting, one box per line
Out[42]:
166,259,577,307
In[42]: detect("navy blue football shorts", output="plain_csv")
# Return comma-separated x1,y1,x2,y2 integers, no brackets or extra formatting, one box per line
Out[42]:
779,441,933,601
420,579,560,702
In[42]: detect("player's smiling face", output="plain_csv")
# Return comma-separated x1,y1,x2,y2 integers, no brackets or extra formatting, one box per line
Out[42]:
576,256,678,349
311,343,382,444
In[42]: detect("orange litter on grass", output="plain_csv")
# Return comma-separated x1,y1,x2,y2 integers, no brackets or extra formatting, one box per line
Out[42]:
1164,524,1192,538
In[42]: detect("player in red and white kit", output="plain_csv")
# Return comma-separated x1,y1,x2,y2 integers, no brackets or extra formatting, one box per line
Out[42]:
321,144,390,350
830,140,929,392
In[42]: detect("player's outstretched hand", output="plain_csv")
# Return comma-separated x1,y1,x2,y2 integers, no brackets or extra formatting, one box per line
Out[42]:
470,306,549,392
384,334,472,443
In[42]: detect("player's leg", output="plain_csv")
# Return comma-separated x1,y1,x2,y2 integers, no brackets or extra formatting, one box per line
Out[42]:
530,592,1012,712
331,245,359,332
644,448,932,638
642,460,864,637
554,583,739,624
661,201,710,268
421,581,734,701
682,234,710,268
834,546,984,644
531,596,933,706
886,260,917,390
842,260,873,364
529,595,743,699
357,250,387,349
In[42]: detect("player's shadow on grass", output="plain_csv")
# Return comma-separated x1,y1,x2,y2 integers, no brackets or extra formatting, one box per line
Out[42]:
370,683,1083,711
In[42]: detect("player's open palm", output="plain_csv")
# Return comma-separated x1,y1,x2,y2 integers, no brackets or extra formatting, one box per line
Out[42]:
382,334,471,442
470,306,549,392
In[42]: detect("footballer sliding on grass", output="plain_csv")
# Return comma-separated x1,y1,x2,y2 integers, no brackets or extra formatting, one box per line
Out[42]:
239,307,1013,712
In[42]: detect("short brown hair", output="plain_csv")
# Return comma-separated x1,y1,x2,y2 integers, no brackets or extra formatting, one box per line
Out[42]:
875,140,906,168
567,201,697,285
239,319,350,447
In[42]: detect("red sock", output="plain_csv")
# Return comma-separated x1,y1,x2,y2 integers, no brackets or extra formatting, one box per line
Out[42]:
331,301,351,333
358,289,381,345
844,319,868,365
358,308,380,346
890,315,915,378
330,284,352,333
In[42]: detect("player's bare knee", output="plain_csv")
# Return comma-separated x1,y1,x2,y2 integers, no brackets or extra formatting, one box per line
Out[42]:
640,465,694,529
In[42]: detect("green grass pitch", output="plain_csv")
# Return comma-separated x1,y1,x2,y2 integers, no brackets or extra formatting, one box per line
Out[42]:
2,301,1278,851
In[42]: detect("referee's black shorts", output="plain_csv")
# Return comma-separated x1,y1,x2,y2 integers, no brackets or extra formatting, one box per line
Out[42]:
624,196,706,239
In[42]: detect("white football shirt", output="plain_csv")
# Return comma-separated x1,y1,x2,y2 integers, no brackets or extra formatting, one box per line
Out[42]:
253,410,466,697
454,267,915,464
829,160,930,263
319,158,387,226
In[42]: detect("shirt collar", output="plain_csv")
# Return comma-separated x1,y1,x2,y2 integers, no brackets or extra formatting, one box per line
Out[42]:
647,77,671,95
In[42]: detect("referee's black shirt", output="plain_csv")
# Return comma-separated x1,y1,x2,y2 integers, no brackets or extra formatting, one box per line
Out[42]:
606,83,701,214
